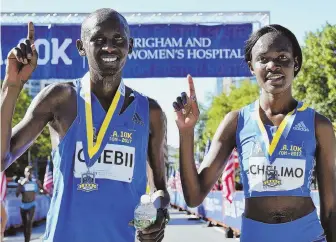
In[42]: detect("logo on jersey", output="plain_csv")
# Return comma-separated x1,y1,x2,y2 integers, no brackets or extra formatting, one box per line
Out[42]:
77,171,98,192
263,168,281,187
132,113,144,126
293,121,309,132
74,142,135,183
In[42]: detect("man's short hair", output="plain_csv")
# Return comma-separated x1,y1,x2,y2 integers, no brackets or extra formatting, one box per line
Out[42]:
81,8,130,41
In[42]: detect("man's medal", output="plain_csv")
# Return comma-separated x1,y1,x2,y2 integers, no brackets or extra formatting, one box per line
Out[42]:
77,72,125,192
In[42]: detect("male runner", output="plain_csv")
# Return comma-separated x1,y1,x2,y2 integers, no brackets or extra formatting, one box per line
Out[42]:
1,8,169,242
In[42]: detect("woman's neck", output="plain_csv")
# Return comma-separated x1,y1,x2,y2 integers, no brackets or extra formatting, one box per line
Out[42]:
259,88,297,115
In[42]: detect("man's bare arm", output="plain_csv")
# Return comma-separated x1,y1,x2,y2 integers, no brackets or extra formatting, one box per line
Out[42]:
1,83,72,171
147,98,170,208
1,21,52,171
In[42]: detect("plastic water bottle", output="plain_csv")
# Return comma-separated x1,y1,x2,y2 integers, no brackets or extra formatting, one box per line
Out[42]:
134,194,157,231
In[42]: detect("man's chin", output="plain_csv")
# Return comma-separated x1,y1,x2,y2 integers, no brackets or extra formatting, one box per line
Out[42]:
97,67,122,77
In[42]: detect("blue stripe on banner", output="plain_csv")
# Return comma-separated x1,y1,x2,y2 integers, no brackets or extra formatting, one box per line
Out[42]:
1,24,252,79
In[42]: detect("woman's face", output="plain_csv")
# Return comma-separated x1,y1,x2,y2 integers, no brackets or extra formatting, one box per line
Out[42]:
248,32,298,94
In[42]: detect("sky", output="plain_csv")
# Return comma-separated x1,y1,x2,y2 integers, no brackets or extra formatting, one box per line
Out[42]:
2,0,335,148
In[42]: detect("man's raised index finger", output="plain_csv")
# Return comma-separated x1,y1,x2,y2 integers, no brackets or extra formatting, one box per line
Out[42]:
27,22,35,43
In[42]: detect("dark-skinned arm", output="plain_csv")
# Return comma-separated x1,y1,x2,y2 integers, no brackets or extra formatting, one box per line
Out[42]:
1,83,69,172
137,99,170,242
315,113,336,242
146,98,170,209
179,111,238,207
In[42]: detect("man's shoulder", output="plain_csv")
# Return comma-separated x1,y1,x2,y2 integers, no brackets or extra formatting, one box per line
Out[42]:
147,97,165,122
124,86,164,122
146,97,165,134
148,98,167,129
125,86,162,113
36,81,77,107
148,97,162,111
42,81,76,96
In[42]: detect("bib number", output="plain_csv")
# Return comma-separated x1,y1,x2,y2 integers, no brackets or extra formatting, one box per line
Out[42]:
247,157,306,192
74,142,135,183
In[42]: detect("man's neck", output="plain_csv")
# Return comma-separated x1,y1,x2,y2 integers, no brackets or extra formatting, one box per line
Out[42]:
89,70,122,102
259,87,297,115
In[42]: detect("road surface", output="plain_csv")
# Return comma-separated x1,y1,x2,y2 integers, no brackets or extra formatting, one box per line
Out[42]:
3,208,239,242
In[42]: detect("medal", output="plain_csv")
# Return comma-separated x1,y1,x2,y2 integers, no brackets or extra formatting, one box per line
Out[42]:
82,73,125,160
253,100,300,160
77,72,126,192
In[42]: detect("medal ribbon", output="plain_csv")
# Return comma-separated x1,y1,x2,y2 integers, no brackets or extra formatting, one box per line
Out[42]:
81,72,125,166
254,100,308,157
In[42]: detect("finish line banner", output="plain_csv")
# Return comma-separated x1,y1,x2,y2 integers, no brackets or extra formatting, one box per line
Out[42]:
0,24,252,79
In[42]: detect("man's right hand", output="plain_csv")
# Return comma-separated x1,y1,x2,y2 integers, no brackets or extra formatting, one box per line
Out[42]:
5,22,38,87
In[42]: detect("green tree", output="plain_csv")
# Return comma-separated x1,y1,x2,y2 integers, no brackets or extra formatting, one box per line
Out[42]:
293,23,336,125
4,88,52,179
204,81,260,139
204,92,231,140
5,89,32,177
194,103,210,152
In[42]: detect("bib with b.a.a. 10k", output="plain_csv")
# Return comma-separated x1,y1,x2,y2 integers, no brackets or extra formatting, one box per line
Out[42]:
43,73,150,242
236,100,316,198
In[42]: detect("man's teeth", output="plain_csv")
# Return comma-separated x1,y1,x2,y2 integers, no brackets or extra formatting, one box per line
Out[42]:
102,57,117,62
268,75,283,80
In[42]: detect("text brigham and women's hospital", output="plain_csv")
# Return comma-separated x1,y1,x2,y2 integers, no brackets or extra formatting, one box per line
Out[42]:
130,37,244,60
1,23,252,78
0,37,244,65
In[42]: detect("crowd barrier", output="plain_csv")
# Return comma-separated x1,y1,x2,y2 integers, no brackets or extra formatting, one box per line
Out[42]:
169,189,321,232
4,194,51,230
4,189,320,232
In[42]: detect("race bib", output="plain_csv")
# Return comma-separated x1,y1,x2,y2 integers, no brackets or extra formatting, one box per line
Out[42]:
74,142,135,183
247,157,306,192
23,183,36,192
